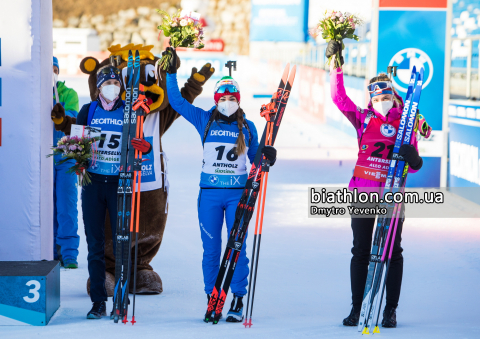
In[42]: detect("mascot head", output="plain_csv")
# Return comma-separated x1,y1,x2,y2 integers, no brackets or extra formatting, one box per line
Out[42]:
79,44,180,113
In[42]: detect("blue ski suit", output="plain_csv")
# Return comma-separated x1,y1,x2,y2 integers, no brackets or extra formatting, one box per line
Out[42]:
167,73,259,296
53,81,80,261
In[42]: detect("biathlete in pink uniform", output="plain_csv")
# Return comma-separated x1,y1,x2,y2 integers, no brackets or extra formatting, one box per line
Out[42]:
326,41,423,328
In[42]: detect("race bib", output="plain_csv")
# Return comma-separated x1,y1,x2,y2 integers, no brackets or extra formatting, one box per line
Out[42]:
353,117,400,182
203,141,248,176
89,130,122,175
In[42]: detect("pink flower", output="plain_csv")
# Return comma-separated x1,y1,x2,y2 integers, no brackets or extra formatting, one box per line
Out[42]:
180,19,188,26
336,12,342,18
339,16,345,23
171,22,177,27
352,23,356,29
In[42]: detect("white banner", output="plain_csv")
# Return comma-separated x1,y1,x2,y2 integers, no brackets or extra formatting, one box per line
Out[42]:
0,1,53,260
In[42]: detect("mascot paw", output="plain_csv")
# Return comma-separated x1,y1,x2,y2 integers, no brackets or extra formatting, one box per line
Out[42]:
191,63,215,84
130,270,163,295
86,271,115,297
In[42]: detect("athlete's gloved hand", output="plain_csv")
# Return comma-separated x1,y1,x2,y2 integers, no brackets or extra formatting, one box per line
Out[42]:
262,145,277,166
163,47,178,74
399,144,423,170
131,138,152,154
325,40,344,66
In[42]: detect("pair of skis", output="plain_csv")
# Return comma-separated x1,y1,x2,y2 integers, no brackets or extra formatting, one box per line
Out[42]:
358,66,424,334
204,64,296,325
112,50,146,324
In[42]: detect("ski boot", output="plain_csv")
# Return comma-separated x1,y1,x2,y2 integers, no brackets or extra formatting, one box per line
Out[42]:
87,301,107,319
226,295,244,322
204,294,222,323
342,306,360,326
382,305,397,328
63,258,78,269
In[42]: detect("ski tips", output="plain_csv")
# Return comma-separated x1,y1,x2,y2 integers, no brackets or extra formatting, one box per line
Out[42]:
287,65,297,85
373,326,380,334
281,63,290,84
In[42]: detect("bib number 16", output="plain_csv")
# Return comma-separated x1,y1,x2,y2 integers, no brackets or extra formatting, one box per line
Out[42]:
215,146,238,161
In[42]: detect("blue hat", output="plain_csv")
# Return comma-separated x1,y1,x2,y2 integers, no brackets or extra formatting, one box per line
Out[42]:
53,56,59,72
96,66,121,88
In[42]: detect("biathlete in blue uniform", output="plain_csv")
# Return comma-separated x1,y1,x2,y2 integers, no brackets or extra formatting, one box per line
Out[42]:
164,47,277,322
51,65,152,319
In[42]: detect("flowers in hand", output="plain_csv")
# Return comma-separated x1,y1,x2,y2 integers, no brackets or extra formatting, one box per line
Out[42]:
309,10,363,68
47,134,101,186
157,9,205,70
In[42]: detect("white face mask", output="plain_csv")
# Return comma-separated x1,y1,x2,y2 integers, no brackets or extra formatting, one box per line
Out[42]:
372,99,394,116
217,101,239,117
101,84,120,101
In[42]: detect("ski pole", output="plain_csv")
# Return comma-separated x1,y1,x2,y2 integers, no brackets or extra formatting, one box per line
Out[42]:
243,129,269,328
367,203,398,334
130,92,150,325
244,100,276,328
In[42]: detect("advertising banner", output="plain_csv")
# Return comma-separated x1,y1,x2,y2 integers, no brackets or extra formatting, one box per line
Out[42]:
448,102,480,187
376,1,447,187
0,1,53,260
250,0,309,42
298,65,325,123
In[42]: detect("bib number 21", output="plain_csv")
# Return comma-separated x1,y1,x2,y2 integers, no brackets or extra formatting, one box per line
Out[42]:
215,146,238,161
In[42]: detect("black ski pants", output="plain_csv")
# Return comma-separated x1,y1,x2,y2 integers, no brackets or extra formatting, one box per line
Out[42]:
82,176,118,302
350,215,404,310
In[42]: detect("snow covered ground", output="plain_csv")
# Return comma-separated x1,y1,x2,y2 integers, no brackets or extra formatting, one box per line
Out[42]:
3,76,480,338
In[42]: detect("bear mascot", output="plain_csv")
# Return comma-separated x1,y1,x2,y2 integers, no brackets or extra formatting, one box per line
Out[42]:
79,44,214,295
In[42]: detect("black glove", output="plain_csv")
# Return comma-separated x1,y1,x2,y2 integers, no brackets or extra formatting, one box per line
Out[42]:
399,144,422,170
262,145,277,166
163,47,177,74
325,40,344,66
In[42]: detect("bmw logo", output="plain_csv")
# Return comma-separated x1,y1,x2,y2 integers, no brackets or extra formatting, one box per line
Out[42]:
389,48,433,92
209,175,219,185
380,123,396,137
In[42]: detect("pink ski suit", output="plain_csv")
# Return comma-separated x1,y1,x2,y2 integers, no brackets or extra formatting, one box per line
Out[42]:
330,69,419,193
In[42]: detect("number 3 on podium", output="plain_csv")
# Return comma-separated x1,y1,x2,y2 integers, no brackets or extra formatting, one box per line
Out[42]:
23,280,40,303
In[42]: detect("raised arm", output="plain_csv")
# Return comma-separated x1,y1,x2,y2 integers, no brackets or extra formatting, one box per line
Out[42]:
166,72,211,135
330,67,364,132
160,63,215,135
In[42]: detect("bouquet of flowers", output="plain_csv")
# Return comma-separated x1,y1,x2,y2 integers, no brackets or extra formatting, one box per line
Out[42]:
157,9,205,70
310,10,364,68
47,135,101,186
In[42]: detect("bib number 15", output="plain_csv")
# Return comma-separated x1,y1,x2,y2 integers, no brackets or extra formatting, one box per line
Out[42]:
215,146,238,161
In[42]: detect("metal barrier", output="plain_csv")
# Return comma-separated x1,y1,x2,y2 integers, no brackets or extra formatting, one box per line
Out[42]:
451,35,480,99
262,42,370,78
